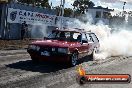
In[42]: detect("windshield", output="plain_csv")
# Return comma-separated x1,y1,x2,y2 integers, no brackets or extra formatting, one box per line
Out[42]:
47,31,81,42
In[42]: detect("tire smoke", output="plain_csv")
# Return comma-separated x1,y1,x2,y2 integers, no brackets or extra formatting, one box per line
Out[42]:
31,23,47,39
67,14,132,60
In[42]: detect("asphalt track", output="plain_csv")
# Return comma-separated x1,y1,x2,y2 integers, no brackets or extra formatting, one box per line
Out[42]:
0,50,131,88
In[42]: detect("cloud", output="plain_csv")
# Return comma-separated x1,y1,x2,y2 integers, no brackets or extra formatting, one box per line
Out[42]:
50,0,132,11
53,0,73,8
101,0,132,4
118,0,132,3
93,0,132,11
65,0,74,3
100,0,117,3
96,1,112,7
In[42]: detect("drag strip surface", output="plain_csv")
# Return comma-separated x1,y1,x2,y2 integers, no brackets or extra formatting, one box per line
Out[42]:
0,50,131,88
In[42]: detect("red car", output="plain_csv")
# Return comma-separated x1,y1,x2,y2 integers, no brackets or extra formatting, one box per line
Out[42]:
27,29,100,66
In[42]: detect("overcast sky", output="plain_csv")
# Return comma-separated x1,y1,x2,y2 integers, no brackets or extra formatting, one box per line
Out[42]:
49,0,132,11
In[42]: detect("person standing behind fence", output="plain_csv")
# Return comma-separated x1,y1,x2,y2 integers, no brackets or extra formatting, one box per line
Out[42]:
21,21,28,40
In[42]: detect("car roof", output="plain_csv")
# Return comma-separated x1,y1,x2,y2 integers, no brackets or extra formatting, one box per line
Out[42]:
53,28,94,34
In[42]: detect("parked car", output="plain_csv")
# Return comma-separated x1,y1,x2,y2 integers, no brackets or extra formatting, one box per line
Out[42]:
27,28,100,66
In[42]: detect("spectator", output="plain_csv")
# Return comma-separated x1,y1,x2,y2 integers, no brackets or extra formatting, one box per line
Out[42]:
21,21,28,40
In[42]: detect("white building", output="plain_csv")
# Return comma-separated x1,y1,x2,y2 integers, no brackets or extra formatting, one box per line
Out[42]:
87,6,113,25
54,6,114,30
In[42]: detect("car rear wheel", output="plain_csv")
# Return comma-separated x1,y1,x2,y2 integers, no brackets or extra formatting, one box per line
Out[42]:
89,48,97,61
70,52,78,66
89,52,94,61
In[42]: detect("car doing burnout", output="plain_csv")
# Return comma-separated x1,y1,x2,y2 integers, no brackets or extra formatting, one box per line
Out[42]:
27,29,100,66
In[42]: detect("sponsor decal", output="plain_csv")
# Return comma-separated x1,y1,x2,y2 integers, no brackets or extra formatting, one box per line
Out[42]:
76,65,131,85
10,11,17,21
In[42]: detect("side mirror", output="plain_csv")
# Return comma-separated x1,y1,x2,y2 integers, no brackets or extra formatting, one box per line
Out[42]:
44,37,48,40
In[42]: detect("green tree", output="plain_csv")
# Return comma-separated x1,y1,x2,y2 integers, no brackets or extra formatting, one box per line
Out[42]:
72,0,95,15
18,0,51,8
54,6,61,16
64,8,73,17
54,6,73,17
88,1,95,7
41,1,51,9
17,0,33,4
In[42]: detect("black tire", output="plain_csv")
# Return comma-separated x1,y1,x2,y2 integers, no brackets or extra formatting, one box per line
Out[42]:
89,48,98,61
69,52,78,66
89,48,96,61
31,57,39,64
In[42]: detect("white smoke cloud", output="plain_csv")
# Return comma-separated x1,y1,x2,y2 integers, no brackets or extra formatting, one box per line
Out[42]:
95,30,132,59
31,22,47,39
67,13,132,60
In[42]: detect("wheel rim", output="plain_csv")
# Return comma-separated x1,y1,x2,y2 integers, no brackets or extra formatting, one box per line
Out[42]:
71,53,77,66
95,47,100,53
93,48,99,61
94,48,98,53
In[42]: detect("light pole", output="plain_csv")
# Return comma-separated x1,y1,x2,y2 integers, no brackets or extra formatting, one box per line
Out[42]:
59,0,65,29
123,2,126,11
122,2,126,16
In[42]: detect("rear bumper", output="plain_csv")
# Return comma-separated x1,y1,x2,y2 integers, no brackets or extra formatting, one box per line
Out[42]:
27,49,71,62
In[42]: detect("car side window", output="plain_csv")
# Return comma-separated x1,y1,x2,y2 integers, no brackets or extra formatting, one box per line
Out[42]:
86,33,94,43
90,33,99,42
73,33,81,39
82,33,88,43
48,31,58,38
56,32,65,38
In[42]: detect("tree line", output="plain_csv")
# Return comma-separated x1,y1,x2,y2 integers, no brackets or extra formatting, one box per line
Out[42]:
17,0,95,17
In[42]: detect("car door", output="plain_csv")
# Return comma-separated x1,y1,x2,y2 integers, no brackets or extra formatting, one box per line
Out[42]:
90,33,99,44
86,33,95,55
79,33,89,58
90,33,100,51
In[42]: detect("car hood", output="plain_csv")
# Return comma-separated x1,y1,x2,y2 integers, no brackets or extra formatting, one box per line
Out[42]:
31,40,79,48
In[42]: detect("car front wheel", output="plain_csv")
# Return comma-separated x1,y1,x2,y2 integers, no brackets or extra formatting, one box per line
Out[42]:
70,53,78,66
31,57,39,64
